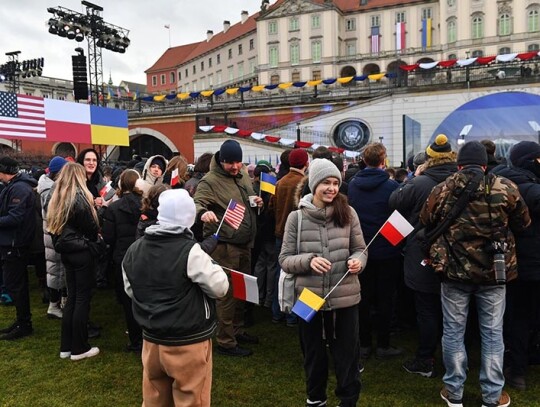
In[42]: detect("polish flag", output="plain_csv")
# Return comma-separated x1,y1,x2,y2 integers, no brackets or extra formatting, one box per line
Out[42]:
231,270,259,304
170,168,179,186
99,181,112,198
396,22,406,51
380,210,414,246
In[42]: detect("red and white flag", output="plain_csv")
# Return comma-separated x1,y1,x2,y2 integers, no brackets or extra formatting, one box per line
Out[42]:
223,199,245,230
380,210,414,246
99,181,112,198
396,22,406,51
231,270,259,304
170,168,179,186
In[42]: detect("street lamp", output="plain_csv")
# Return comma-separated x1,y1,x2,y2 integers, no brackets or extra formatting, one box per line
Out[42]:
528,121,540,144
296,122,301,142
458,124,472,146
379,136,384,144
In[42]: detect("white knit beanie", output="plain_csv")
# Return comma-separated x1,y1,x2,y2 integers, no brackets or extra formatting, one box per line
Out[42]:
308,158,342,192
157,189,196,228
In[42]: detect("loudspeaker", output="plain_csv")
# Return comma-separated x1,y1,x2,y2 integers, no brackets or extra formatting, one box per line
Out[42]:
72,55,88,100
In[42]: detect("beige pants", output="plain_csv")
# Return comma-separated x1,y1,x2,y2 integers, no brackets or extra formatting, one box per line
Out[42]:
141,339,212,407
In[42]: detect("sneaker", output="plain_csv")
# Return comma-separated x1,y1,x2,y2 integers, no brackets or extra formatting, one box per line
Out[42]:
359,346,372,359
235,332,259,344
376,346,404,359
47,302,63,319
70,347,100,361
216,345,252,357
60,351,71,359
481,391,510,407
286,320,298,328
272,316,285,324
306,399,327,407
440,388,463,407
0,323,33,340
0,320,18,334
403,358,436,378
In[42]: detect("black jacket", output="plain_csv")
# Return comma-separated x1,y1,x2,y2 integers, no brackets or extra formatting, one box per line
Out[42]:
0,173,37,248
102,193,142,264
389,162,458,293
492,164,540,281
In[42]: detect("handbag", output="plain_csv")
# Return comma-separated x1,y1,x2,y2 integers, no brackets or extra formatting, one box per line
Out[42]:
278,210,302,313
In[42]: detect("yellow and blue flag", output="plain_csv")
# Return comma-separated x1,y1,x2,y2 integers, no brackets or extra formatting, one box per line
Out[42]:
292,288,325,322
260,172,277,194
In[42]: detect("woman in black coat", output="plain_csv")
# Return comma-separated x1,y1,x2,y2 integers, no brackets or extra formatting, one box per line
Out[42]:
102,169,143,351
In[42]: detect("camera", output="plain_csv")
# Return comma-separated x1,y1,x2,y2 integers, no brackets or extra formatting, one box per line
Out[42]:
492,241,507,285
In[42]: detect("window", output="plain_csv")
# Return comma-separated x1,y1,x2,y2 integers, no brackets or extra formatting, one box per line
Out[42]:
217,54,221,64
170,72,176,84
312,70,321,80
249,59,256,73
290,17,299,31
270,74,280,85
311,40,322,63
238,44,243,55
346,18,356,31
422,8,432,20
228,48,232,59
292,71,301,82
192,81,197,92
312,15,321,29
216,70,222,85
160,74,166,85
472,15,484,39
179,71,182,81
200,78,205,91
528,43,540,51
269,46,279,68
499,47,511,54
396,12,406,23
346,41,356,56
447,0,456,6
208,75,213,88
201,61,204,71
209,57,212,68
448,53,457,60
238,62,244,78
448,19,457,43
290,43,300,65
499,13,511,36
228,66,234,81
471,49,483,57
371,15,380,27
249,39,254,50
152,75,157,86
528,9,539,32
269,21,277,35
185,68,188,78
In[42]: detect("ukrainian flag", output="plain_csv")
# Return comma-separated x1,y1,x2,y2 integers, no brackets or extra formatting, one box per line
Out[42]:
260,172,277,194
292,288,325,322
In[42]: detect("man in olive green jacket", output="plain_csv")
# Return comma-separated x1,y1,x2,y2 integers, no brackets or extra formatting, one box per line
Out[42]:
194,140,262,357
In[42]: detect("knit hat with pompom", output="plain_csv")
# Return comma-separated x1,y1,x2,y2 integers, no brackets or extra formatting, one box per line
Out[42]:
426,134,453,158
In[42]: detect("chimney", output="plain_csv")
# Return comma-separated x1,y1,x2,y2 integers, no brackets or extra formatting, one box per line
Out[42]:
223,20,231,33
207,30,214,42
241,10,249,24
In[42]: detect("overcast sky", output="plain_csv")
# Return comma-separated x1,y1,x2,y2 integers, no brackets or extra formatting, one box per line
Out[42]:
0,0,264,86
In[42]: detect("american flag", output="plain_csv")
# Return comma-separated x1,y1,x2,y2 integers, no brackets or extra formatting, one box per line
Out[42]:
0,92,46,138
371,26,380,53
224,199,246,230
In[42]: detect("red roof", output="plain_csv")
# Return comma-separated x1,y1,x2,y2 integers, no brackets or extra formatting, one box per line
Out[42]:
145,43,200,73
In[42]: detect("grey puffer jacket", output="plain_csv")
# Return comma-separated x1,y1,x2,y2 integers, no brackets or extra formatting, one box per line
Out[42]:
279,194,368,311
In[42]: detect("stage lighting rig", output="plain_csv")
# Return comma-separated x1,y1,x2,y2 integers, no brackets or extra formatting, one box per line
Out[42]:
46,1,130,106
0,52,44,93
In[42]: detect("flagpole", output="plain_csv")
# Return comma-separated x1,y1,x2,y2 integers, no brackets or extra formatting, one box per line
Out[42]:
214,199,232,237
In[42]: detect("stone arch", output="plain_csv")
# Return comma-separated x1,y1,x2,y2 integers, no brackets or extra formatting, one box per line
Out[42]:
416,57,436,79
51,142,77,158
362,63,380,76
387,59,408,86
0,138,14,151
106,127,178,161
340,65,357,87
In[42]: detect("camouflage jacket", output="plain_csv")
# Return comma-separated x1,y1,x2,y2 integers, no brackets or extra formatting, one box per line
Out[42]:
419,167,530,284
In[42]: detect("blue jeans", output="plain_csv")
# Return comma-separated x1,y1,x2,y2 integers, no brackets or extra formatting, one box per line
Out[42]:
441,281,506,405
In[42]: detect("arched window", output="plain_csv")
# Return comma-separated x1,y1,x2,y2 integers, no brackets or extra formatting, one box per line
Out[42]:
499,13,511,36
528,43,540,51
448,53,457,60
472,49,484,57
499,47,511,55
528,9,539,32
447,19,457,43
472,15,484,39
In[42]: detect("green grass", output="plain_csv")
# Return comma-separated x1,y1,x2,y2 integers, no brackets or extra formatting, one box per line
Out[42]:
1,274,539,406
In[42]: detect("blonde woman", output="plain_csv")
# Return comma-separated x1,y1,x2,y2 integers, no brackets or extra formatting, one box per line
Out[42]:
47,162,101,361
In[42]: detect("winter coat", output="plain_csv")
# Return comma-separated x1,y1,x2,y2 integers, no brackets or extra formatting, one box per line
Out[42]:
348,167,400,260
419,167,530,284
0,172,37,248
389,160,457,293
37,174,66,290
139,154,167,196
102,192,142,265
184,172,205,197
135,209,158,240
194,153,257,247
492,164,540,280
279,194,368,310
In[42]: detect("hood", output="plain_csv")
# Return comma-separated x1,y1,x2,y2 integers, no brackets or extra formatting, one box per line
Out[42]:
37,173,54,194
422,162,458,184
117,192,142,218
11,172,38,188
145,223,194,240
350,168,389,191
142,154,167,185
493,165,537,185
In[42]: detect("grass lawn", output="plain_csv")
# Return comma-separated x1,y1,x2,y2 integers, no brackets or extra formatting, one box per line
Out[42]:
1,274,539,406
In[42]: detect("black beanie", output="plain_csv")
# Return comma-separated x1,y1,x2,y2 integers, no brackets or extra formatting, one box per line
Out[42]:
0,157,19,175
509,141,540,168
457,141,488,167
219,140,243,163
150,157,166,173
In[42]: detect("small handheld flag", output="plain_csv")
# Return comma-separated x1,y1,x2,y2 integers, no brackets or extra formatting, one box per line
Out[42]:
260,172,277,195
99,181,112,198
223,200,245,230
170,168,179,186
230,270,259,304
380,210,414,246
292,288,325,322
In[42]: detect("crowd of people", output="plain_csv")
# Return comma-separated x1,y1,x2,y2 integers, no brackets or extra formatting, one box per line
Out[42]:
0,135,539,407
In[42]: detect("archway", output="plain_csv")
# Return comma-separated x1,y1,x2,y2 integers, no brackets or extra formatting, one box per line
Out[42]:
362,63,380,76
416,57,436,80
0,138,14,152
387,60,408,86
107,127,178,162
340,65,357,87
52,142,77,158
